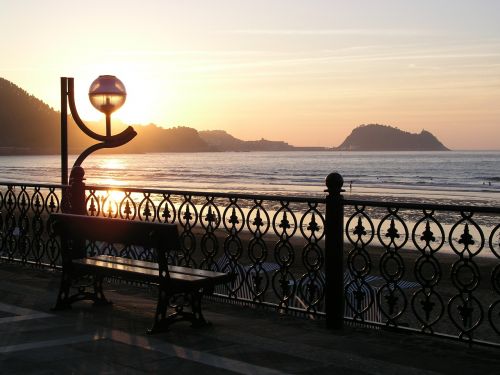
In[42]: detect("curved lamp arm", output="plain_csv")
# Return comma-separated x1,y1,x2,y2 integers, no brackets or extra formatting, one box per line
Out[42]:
73,130,136,168
61,77,137,177
67,78,136,143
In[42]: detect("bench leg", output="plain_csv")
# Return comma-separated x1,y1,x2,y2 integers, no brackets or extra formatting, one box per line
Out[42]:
52,273,111,310
52,271,73,310
190,290,209,328
148,290,170,334
147,290,210,334
92,276,112,306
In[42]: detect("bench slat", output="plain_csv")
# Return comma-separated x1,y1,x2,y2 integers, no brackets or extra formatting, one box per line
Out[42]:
73,258,208,286
92,255,233,283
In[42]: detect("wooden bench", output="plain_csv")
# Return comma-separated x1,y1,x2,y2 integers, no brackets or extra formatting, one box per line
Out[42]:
49,213,234,333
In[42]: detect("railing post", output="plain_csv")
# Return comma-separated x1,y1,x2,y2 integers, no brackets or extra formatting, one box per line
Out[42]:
69,166,87,215
325,172,345,329
69,166,87,259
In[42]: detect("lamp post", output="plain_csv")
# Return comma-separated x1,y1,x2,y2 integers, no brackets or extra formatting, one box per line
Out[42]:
60,76,137,213
60,76,136,185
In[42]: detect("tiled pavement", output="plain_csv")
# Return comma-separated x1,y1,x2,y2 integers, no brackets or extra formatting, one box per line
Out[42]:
0,263,499,374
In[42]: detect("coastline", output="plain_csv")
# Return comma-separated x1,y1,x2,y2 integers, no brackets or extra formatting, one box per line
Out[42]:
342,184,499,207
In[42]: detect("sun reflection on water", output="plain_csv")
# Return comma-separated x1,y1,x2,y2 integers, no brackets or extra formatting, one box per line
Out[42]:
96,189,126,217
100,158,126,170
100,178,127,186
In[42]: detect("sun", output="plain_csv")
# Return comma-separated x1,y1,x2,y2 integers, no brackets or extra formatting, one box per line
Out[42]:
113,76,159,125
72,68,176,127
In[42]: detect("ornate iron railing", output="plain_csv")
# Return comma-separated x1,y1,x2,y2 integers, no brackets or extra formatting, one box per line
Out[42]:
81,185,327,317
0,183,65,267
342,199,499,345
0,179,498,346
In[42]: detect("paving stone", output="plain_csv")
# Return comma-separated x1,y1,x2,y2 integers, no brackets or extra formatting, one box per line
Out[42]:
122,355,240,374
207,344,325,373
68,339,173,367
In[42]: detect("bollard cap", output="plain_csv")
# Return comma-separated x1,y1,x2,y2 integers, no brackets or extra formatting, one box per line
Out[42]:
325,172,344,193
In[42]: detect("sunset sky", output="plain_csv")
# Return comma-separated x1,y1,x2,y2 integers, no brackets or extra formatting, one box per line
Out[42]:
1,1,499,149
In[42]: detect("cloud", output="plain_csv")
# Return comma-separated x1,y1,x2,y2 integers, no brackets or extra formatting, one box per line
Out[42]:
107,50,272,57
226,29,432,36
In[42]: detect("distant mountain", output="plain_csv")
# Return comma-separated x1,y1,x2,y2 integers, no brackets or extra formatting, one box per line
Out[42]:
335,124,449,151
0,78,214,154
199,130,298,151
198,130,249,151
0,78,328,154
119,125,212,153
0,77,60,154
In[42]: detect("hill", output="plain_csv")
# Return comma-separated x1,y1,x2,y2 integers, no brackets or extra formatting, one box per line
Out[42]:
118,125,212,153
199,130,297,151
0,78,60,154
0,78,215,154
335,124,449,151
0,78,328,154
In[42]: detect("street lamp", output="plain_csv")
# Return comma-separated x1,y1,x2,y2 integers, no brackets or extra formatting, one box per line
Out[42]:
60,76,136,185
88,75,127,137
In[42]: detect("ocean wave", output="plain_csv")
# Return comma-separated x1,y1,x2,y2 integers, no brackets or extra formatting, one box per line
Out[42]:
483,176,500,182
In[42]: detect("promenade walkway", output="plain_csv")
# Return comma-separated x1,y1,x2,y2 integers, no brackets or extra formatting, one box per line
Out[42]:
0,263,499,374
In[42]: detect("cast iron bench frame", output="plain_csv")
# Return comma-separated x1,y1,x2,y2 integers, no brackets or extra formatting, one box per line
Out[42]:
50,213,234,333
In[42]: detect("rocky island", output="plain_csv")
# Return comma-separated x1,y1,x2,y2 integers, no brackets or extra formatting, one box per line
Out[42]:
335,124,449,151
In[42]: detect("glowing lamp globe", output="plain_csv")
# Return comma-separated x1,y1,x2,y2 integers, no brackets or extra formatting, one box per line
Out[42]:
88,75,126,115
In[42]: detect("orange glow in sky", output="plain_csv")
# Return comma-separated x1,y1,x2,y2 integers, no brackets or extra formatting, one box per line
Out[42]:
1,1,499,150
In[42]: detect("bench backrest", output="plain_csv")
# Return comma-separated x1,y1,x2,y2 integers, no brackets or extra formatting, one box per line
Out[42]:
50,213,180,280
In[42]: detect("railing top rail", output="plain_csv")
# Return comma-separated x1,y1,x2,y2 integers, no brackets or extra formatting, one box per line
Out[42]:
344,198,500,214
0,181,498,213
0,181,65,189
84,184,327,204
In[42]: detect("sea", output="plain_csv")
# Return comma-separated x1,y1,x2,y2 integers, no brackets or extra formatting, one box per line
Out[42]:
0,151,498,206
